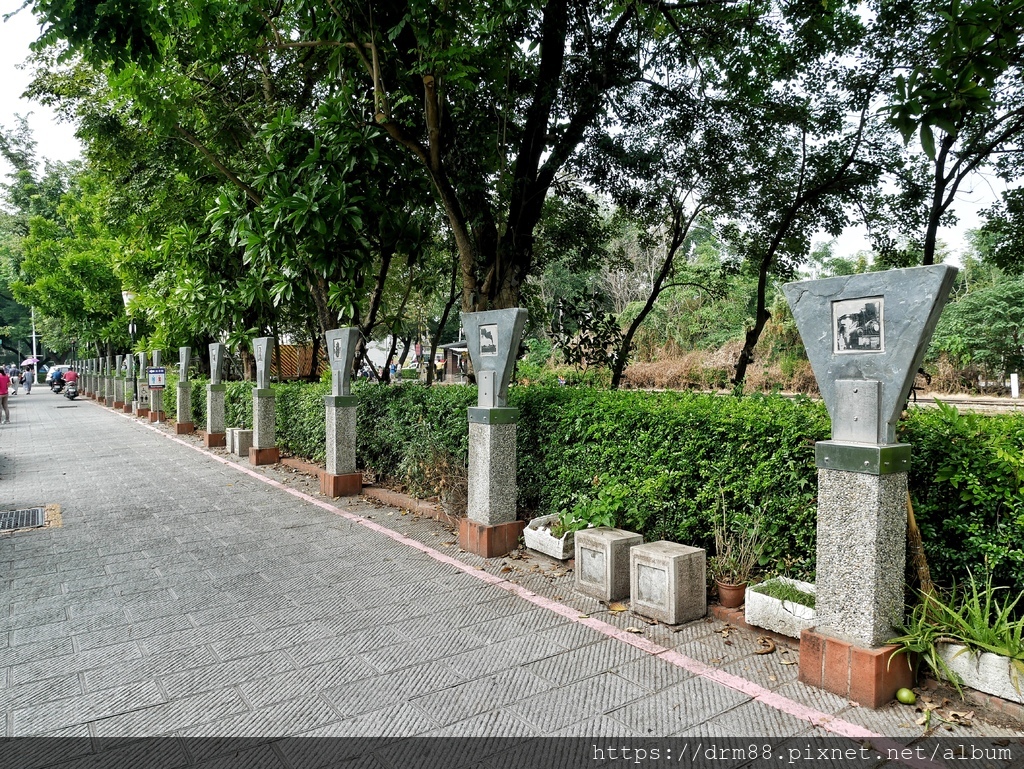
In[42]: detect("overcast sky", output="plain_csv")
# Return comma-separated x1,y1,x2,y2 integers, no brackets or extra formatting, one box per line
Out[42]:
0,3,1008,264
0,4,81,174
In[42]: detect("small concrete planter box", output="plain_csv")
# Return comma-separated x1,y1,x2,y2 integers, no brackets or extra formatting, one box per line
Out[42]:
523,514,574,560
630,541,706,625
575,527,643,601
745,577,816,639
937,644,1024,705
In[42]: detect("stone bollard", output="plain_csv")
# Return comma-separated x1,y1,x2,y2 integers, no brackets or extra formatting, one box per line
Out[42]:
234,429,253,457
135,352,150,419
457,309,529,558
204,343,227,448
321,328,362,497
629,541,706,624
784,264,956,708
575,527,643,602
149,350,165,422
113,355,125,409
174,347,194,434
122,354,135,413
249,337,279,465
94,358,105,402
105,356,115,407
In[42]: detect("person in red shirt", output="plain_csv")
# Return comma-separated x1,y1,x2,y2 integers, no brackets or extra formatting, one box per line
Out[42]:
0,368,10,423
63,367,79,385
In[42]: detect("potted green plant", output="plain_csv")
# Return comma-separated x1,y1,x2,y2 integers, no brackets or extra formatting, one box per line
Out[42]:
524,475,624,560
708,496,764,609
888,571,1024,703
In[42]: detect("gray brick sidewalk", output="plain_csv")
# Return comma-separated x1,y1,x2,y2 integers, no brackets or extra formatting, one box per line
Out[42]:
1,390,1021,767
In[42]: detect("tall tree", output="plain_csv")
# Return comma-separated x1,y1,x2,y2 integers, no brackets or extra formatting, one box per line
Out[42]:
881,0,1024,265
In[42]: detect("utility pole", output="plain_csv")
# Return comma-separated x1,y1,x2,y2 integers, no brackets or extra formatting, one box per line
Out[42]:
31,307,38,384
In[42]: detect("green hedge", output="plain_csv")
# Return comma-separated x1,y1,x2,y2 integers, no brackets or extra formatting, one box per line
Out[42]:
898,401,1024,592
157,374,1024,591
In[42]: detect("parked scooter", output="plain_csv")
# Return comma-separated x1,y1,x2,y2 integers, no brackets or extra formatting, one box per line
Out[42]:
63,382,78,400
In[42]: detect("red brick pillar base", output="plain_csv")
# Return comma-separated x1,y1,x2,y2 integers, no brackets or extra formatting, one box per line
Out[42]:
203,431,226,448
249,446,280,466
320,472,363,498
458,519,526,559
149,411,165,423
174,422,194,435
122,402,133,414
798,628,914,708
136,408,150,420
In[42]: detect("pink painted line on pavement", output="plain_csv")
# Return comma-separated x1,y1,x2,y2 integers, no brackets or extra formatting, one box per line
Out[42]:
118,408,906,746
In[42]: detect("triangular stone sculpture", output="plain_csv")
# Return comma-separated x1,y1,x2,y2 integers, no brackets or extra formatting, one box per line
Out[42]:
782,265,957,444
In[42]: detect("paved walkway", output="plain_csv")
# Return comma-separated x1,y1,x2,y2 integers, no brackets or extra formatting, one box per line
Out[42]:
1,388,1022,767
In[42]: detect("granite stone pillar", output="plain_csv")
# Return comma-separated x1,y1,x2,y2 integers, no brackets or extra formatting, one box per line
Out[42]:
204,343,227,448
95,358,103,401
249,337,279,465
174,347,194,434
784,265,957,707
149,350,165,422
458,309,528,558
135,352,150,419
123,354,135,413
105,356,115,407
321,328,361,497
113,355,125,409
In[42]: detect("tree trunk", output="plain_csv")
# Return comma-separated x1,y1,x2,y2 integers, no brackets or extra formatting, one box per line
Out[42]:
733,250,773,388
427,255,459,385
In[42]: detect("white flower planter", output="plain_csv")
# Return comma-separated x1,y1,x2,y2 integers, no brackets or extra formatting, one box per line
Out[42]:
523,514,574,560
744,577,816,639
937,644,1024,704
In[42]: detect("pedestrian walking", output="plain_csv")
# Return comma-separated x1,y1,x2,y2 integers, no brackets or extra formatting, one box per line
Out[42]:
0,367,10,423
23,367,32,394
10,366,19,395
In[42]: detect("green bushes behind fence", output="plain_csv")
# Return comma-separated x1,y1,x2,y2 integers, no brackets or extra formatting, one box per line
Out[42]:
162,373,1024,592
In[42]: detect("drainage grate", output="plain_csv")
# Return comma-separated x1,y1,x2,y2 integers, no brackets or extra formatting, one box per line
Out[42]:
0,507,46,531
56,405,78,409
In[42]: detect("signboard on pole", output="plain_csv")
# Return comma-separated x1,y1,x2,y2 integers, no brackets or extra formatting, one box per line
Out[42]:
147,367,166,390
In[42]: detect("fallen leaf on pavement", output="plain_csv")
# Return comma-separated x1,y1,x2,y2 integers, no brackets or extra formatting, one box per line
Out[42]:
607,602,628,613
755,636,776,655
625,627,644,634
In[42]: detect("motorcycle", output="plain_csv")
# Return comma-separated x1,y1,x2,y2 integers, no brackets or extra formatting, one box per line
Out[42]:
50,378,65,393
63,382,78,400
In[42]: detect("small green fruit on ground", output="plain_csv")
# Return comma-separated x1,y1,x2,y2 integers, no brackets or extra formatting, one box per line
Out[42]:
896,688,917,705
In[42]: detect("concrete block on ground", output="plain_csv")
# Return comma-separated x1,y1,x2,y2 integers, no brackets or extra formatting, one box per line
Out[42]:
575,527,643,602
234,429,253,457
629,541,706,625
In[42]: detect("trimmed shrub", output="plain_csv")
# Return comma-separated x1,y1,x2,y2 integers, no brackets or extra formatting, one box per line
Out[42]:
157,374,1024,591
899,402,1024,592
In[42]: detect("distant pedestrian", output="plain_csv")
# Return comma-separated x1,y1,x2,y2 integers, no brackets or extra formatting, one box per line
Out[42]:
10,366,19,395
0,368,10,423
23,368,32,394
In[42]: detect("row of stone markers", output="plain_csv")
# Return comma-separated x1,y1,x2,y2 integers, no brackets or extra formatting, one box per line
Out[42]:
76,352,162,421
72,331,367,497
517,265,957,712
